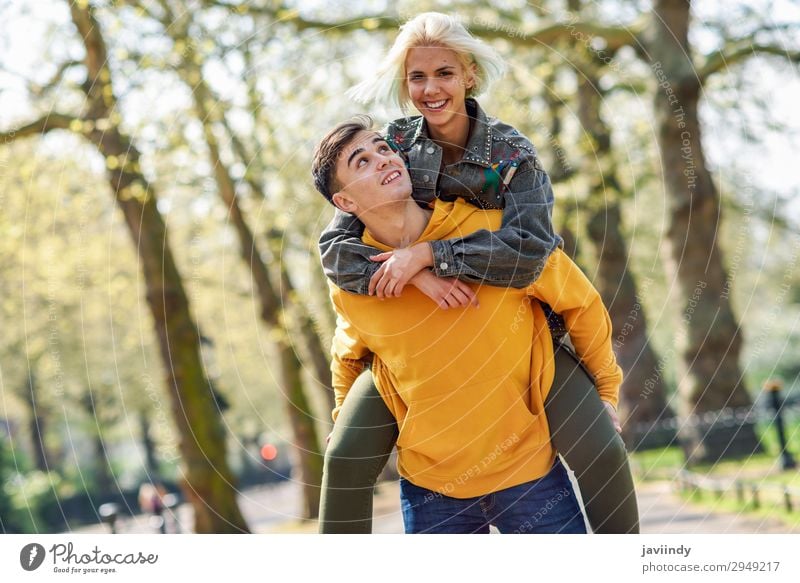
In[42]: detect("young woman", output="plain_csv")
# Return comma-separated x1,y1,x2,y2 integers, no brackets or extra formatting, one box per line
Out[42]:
317,12,639,533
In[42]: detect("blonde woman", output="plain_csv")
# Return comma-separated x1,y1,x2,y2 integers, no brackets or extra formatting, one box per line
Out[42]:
317,12,638,533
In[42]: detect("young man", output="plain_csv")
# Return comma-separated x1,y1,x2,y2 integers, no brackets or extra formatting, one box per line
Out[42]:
312,116,624,534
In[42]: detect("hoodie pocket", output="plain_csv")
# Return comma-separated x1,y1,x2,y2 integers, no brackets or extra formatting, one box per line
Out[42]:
396,375,547,476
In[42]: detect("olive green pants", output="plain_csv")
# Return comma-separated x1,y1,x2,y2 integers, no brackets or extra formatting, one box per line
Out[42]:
319,343,639,533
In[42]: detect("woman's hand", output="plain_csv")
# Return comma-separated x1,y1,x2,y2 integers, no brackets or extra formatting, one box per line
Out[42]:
602,401,622,434
410,270,479,309
368,242,434,298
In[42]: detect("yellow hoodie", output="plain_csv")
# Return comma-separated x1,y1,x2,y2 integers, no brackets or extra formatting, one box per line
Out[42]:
329,199,622,498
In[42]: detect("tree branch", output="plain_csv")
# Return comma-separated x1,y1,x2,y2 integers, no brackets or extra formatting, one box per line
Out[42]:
606,79,649,95
700,43,800,81
32,60,83,96
68,0,110,84
201,0,640,52
0,113,77,145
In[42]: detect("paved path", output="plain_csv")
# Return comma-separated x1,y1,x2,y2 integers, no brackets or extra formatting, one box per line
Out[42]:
635,481,797,534
72,478,798,534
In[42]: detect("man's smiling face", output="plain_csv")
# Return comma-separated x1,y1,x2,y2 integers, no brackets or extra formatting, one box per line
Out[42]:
331,130,412,215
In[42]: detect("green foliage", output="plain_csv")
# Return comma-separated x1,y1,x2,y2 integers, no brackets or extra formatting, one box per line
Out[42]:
635,422,800,528
0,440,15,533
1,461,62,534
632,419,800,480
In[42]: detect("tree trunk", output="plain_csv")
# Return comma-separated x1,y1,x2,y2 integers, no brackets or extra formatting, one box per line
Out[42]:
647,0,760,462
278,337,323,518
0,439,15,531
182,54,323,518
576,74,675,448
236,41,337,413
221,47,337,416
25,371,52,472
138,412,159,478
67,2,248,531
540,64,583,268
93,432,113,494
78,393,114,494
270,232,336,416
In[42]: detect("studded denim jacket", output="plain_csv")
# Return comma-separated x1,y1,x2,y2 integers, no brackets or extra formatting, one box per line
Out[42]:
318,99,562,295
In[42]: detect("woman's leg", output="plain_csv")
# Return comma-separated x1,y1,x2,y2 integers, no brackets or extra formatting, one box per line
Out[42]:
319,370,398,533
544,343,640,533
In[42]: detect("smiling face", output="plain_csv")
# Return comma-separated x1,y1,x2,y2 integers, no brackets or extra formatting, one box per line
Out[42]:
405,46,475,133
331,130,412,216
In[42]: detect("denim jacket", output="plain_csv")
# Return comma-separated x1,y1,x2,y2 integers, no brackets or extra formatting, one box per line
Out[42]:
318,99,562,295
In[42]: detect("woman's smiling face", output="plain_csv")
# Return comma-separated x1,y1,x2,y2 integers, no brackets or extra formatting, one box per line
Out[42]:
405,46,474,132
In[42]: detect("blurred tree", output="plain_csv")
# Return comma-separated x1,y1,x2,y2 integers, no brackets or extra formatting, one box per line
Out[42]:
515,58,584,266
0,140,148,489
228,64,337,420
644,0,773,461
573,61,675,444
25,369,61,473
556,0,796,460
146,0,325,517
77,390,115,494
0,1,248,531
138,411,160,479
0,438,15,533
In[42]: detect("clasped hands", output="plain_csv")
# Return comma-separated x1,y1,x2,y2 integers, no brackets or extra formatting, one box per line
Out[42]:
368,242,479,309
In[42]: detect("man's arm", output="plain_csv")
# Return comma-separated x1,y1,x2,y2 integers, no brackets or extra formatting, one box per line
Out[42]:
329,286,373,420
319,209,384,296
528,248,623,407
430,159,561,288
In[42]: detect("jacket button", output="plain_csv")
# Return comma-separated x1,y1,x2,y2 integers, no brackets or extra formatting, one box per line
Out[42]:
422,175,430,182
439,262,449,270
426,146,435,154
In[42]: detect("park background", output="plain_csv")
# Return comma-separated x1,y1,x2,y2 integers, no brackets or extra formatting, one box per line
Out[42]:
1,0,800,533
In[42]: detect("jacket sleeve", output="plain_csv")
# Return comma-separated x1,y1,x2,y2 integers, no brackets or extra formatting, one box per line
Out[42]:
318,210,383,296
429,159,562,288
329,286,373,421
528,248,622,407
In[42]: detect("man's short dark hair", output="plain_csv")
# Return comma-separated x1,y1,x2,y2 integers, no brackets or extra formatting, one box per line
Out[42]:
311,115,374,203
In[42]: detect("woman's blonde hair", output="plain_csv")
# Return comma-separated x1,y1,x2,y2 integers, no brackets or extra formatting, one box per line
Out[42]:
347,12,506,110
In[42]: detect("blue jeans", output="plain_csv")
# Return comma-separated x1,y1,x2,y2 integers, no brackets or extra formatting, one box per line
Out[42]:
399,459,587,534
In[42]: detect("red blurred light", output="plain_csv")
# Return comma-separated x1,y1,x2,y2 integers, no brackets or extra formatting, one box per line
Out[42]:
260,444,278,461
